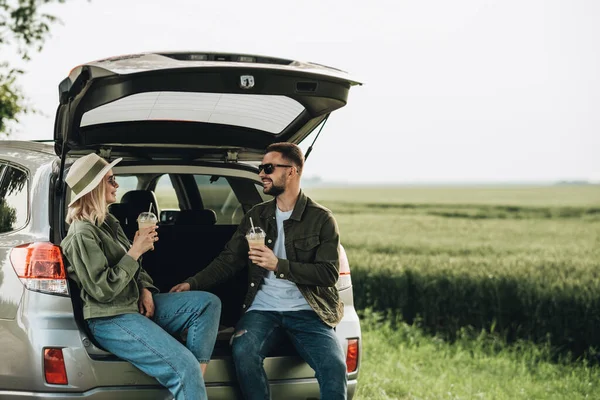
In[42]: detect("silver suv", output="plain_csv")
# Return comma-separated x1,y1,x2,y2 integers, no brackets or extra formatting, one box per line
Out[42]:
0,52,361,399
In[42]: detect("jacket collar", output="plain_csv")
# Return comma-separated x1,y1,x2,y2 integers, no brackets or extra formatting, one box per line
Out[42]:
260,190,308,222
102,213,120,237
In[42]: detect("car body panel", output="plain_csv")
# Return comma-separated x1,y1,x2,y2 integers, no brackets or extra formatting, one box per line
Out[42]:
0,144,55,320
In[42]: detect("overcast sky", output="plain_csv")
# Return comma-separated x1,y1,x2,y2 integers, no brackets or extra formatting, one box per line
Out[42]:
4,0,599,184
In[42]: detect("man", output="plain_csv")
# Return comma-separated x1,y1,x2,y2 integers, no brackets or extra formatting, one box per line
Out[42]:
170,142,347,399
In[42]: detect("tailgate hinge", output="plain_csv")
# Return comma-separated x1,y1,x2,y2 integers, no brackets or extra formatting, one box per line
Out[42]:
99,147,112,159
225,151,239,163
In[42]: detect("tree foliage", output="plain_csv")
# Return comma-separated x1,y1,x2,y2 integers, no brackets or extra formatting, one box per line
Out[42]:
0,199,16,232
0,165,27,233
0,0,68,137
0,164,27,198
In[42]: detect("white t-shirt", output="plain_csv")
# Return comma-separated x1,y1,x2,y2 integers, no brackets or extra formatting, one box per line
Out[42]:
247,207,312,312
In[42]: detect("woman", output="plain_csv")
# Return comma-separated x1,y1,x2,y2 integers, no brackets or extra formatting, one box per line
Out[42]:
61,153,220,400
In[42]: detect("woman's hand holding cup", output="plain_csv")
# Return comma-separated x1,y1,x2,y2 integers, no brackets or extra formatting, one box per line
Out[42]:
128,225,159,260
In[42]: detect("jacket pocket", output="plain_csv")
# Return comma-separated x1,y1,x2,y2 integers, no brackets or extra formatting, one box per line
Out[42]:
293,235,320,262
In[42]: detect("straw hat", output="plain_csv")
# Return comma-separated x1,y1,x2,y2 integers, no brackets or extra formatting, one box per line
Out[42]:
65,153,122,207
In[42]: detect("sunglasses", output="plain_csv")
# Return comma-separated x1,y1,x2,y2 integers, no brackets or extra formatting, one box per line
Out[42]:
258,163,294,174
107,175,118,187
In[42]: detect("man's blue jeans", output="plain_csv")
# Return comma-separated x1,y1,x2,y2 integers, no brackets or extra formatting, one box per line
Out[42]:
87,291,221,400
231,310,348,400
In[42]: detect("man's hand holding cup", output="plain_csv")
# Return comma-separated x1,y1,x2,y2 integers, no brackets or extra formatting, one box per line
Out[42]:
246,225,278,271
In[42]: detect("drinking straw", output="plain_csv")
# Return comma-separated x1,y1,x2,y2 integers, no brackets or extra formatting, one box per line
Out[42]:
249,217,256,234
148,203,152,214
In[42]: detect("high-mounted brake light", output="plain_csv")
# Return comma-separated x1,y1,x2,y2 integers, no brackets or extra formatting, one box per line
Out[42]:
336,244,352,291
238,55,256,63
10,242,68,295
346,338,359,373
44,348,68,385
189,54,208,61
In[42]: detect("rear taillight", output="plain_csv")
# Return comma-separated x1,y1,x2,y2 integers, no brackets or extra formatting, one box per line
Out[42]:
10,242,68,295
346,338,359,373
336,244,352,291
44,348,68,385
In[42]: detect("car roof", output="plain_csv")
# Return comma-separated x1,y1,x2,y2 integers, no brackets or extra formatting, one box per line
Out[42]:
0,140,55,155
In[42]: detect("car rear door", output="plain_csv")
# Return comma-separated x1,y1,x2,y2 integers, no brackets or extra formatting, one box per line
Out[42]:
54,52,361,161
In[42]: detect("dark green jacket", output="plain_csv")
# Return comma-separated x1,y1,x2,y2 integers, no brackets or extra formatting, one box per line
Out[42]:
61,213,158,320
186,191,343,327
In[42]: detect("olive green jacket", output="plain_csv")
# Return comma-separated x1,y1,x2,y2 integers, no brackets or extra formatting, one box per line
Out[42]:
185,191,343,327
61,214,158,320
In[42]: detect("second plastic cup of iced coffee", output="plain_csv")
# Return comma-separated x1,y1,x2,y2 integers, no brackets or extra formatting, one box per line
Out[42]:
246,226,266,249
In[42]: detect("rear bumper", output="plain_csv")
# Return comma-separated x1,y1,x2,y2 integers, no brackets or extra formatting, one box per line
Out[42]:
0,386,170,400
0,379,357,399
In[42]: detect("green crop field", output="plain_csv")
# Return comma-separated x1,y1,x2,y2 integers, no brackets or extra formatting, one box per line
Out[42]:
304,185,600,399
302,185,600,399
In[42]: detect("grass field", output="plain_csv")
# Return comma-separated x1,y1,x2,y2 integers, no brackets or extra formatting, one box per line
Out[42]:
356,311,600,399
304,185,600,399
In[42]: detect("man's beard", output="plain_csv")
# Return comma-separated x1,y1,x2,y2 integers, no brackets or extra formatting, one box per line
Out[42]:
264,180,285,197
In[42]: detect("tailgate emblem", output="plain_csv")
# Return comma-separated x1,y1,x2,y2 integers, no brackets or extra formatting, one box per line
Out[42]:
240,75,255,89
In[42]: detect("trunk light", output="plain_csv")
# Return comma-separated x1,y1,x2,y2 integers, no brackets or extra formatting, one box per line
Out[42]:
10,242,68,295
44,348,68,385
346,338,359,373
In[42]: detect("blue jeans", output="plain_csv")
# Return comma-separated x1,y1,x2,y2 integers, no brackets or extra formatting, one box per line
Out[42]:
231,310,347,400
87,291,221,400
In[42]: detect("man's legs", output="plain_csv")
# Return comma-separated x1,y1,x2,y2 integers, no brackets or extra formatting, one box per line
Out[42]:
231,311,284,400
87,313,204,400
283,311,348,400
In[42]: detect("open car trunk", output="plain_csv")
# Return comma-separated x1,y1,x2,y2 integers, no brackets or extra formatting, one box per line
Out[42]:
55,52,361,393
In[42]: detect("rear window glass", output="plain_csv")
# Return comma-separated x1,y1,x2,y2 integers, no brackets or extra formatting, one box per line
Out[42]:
80,92,305,134
115,175,139,202
155,175,179,210
256,183,270,202
108,172,259,226
195,175,243,225
0,165,28,233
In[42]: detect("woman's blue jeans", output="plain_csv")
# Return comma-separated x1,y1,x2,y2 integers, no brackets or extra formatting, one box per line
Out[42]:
87,291,221,400
231,310,348,400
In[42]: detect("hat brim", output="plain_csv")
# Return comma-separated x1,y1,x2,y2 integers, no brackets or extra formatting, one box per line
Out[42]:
68,158,122,207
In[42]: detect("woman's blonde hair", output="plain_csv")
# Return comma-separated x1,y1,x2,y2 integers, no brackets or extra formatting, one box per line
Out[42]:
66,176,109,225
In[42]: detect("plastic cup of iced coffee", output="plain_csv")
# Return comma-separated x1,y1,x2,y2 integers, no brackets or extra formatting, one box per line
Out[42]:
246,226,266,249
137,211,158,231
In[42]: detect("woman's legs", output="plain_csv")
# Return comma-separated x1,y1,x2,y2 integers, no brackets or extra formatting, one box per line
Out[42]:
152,291,221,368
86,291,221,400
87,313,205,400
